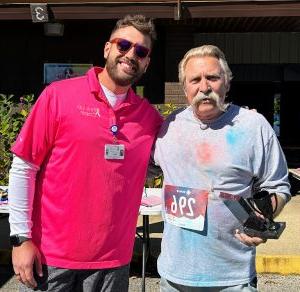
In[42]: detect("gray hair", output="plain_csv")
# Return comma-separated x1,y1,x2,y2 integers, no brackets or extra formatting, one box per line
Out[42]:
178,45,233,88
111,14,157,48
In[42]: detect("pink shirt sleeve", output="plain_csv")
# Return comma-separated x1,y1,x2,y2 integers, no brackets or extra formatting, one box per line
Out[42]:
11,85,59,166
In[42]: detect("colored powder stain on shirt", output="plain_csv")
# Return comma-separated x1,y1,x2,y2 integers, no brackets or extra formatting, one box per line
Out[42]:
226,128,245,146
196,142,214,164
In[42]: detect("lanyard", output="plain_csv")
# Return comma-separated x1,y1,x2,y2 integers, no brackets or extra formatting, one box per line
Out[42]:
108,107,119,144
110,124,118,144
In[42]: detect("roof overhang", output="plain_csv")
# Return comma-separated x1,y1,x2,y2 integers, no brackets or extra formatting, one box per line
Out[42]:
1,1,300,20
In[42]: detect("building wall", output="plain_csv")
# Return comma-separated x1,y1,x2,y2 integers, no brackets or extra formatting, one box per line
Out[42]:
0,20,111,97
1,20,300,162
163,28,300,164
0,20,165,103
195,32,300,65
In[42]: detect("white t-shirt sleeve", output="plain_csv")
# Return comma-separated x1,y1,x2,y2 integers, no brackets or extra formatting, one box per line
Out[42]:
8,155,39,237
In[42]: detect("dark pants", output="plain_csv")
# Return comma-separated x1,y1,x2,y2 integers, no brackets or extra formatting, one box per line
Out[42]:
19,264,129,292
160,277,258,292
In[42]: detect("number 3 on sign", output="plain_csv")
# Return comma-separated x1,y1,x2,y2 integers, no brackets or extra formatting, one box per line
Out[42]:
171,195,196,217
35,7,46,21
30,4,49,23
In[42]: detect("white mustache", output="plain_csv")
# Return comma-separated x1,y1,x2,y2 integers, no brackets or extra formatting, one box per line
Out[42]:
192,91,227,112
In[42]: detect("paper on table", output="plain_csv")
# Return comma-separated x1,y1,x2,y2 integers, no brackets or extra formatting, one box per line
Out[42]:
141,196,162,207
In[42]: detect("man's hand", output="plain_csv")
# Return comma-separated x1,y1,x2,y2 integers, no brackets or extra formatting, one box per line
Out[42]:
12,240,43,288
234,229,267,247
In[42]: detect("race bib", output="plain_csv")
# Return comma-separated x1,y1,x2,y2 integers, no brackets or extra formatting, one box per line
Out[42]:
164,185,209,231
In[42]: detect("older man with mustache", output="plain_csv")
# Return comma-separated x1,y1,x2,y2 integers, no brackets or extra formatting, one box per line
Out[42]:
153,45,290,291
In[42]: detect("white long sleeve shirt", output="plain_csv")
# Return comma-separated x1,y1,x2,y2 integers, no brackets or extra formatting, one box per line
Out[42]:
8,156,39,237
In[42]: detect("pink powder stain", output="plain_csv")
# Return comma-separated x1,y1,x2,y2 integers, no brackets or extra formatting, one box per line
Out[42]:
196,142,215,164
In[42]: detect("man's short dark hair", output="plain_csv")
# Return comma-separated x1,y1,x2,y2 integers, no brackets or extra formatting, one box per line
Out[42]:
111,14,157,47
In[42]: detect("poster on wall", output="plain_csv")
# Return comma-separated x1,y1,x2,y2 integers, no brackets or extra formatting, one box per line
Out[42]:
44,63,93,84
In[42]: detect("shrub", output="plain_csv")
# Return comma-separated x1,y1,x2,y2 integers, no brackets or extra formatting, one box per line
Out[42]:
0,94,34,185
154,103,184,118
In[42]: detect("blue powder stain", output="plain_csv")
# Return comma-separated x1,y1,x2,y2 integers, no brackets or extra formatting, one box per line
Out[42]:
226,128,243,146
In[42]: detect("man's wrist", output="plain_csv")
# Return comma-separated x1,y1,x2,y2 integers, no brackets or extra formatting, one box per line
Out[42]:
10,235,30,247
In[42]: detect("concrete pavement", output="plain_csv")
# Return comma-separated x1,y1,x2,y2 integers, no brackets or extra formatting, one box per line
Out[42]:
256,195,300,274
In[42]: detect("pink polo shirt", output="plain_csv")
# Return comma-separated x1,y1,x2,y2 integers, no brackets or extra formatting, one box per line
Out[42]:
12,67,163,269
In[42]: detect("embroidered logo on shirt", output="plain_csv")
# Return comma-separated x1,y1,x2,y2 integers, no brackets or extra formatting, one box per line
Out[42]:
77,105,100,118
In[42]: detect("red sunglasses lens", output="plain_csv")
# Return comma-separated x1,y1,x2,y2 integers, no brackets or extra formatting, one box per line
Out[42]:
116,39,132,52
134,45,149,59
115,38,149,59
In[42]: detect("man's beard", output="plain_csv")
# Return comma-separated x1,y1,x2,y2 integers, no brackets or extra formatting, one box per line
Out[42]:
191,91,228,113
106,55,144,87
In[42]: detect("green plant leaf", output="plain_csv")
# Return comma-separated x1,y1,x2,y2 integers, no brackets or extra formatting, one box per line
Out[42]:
20,109,28,117
0,93,34,184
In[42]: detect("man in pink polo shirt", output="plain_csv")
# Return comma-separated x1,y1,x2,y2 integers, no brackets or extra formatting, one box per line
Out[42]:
8,15,162,291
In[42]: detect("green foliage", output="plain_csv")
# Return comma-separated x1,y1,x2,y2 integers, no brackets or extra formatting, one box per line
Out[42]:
145,174,164,189
0,94,34,185
154,103,185,119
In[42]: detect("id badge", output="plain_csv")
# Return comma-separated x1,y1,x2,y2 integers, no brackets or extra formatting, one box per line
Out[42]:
105,144,125,160
164,185,209,231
